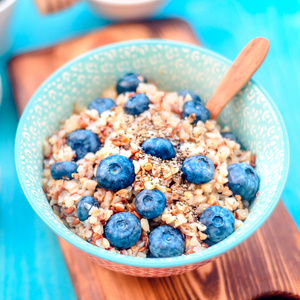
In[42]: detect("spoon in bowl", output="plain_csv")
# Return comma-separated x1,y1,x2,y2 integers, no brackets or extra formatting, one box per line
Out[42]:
205,37,269,119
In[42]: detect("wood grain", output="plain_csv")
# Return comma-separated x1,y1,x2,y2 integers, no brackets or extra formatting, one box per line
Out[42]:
206,37,270,119
8,18,300,300
9,18,198,115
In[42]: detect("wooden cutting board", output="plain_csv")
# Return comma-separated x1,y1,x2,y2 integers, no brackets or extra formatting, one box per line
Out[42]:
8,18,300,300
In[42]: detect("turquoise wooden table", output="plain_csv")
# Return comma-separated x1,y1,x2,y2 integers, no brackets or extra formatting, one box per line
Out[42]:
0,0,299,299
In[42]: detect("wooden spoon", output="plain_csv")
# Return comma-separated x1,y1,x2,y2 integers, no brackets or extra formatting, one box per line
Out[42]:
206,37,269,119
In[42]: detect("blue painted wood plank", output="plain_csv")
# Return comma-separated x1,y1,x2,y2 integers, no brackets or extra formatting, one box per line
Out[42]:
0,59,77,300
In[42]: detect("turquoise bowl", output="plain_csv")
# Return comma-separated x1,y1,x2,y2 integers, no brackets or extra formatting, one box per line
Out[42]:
15,40,289,277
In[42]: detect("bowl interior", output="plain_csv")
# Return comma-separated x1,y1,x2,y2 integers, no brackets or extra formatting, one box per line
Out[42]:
15,40,289,268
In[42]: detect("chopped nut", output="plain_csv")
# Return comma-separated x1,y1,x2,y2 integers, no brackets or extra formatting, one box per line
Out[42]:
102,238,110,249
72,218,80,226
144,163,152,172
89,216,98,224
250,154,256,167
83,179,98,191
141,218,150,232
234,209,248,221
185,248,195,254
144,180,156,190
234,219,243,230
133,160,141,174
133,211,141,219
63,206,75,215
85,230,93,239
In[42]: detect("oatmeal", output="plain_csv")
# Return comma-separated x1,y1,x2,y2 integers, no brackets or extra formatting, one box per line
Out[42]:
42,73,259,258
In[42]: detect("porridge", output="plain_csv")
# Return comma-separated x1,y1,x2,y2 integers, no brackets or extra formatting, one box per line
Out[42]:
42,73,259,258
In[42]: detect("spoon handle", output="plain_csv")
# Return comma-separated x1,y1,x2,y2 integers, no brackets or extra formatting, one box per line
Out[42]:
205,37,269,119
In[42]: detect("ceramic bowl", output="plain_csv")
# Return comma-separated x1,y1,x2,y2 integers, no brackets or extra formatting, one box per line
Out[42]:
15,40,289,277
88,0,166,21
0,0,16,54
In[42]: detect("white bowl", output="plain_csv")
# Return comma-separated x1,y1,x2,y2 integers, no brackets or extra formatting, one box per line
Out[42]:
0,0,16,54
88,0,166,21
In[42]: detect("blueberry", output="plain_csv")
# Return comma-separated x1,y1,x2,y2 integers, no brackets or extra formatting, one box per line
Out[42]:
116,73,147,94
66,129,101,161
204,239,216,247
182,101,210,124
88,98,116,115
200,206,235,243
221,132,244,149
124,93,150,116
77,196,100,221
104,212,142,249
227,163,260,201
178,90,201,103
149,225,185,258
96,154,135,192
135,189,166,219
146,251,155,258
142,138,176,160
51,161,78,180
182,155,215,184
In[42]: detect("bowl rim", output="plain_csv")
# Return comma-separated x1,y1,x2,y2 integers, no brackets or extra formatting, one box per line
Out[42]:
15,39,290,268
0,0,16,13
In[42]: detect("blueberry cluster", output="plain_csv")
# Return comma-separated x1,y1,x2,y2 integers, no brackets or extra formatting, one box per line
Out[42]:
48,73,260,258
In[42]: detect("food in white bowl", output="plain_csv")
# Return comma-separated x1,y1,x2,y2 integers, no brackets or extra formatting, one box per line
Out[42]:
87,0,166,21
42,73,259,258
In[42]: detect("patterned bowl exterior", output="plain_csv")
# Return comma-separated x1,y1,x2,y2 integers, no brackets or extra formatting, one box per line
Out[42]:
15,40,289,277
80,248,214,277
